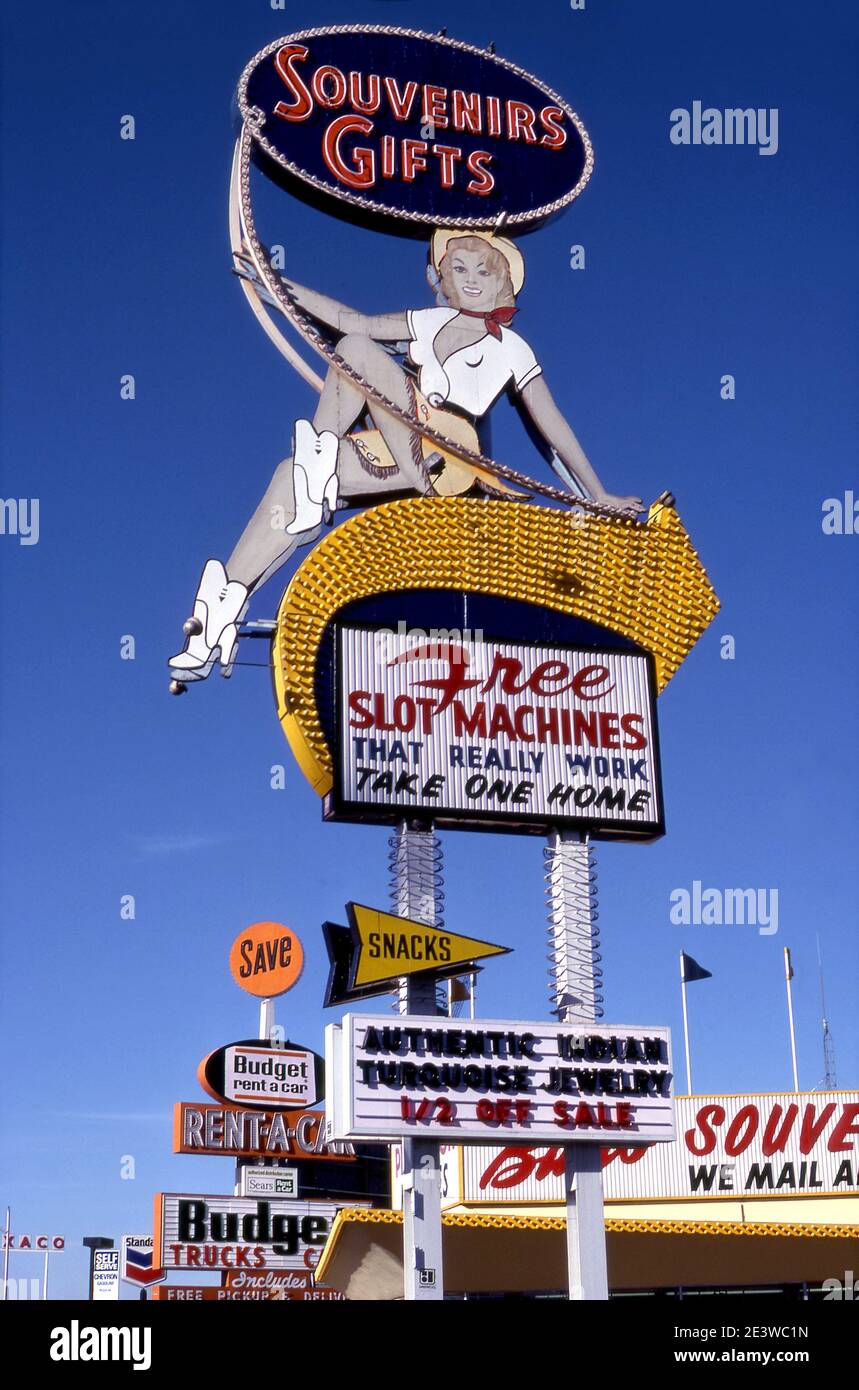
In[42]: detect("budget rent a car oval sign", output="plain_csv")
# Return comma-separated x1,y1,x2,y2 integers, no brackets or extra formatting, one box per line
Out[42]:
238,27,593,228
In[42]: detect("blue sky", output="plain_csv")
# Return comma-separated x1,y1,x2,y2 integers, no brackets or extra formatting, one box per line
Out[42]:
0,0,856,1298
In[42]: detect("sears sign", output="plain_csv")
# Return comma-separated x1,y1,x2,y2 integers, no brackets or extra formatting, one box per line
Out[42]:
238,27,592,229
332,627,663,838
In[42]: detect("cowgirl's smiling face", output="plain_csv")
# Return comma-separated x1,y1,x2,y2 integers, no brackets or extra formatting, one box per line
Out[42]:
448,249,505,313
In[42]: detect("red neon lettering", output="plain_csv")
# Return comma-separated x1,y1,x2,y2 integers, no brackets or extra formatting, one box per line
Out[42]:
466,150,495,196
381,135,396,178
486,95,502,136
422,85,449,128
539,105,568,149
383,76,420,121
322,115,376,190
348,71,382,114
311,65,348,110
432,145,462,188
401,139,428,182
506,100,538,143
452,90,483,133
273,45,313,122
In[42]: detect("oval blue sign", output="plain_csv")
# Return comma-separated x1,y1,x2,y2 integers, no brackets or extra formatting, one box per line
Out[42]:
238,26,593,229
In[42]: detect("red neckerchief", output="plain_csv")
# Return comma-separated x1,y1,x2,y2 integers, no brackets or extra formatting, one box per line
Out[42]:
458,306,517,340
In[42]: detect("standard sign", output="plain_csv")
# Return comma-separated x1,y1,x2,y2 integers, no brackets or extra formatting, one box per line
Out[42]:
172,1103,353,1161
120,1235,165,1288
153,1195,345,1272
198,1039,323,1110
327,1014,675,1145
333,628,663,838
238,27,592,230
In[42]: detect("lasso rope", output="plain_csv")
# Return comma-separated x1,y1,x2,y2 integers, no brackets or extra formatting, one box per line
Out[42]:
235,122,635,517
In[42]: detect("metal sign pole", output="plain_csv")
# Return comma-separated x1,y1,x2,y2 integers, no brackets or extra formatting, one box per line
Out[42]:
390,820,444,1301
259,996,275,1044
236,997,277,1194
2,1207,10,1299
545,829,609,1301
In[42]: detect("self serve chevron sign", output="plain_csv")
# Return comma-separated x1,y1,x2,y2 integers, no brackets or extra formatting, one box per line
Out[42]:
121,1235,165,1288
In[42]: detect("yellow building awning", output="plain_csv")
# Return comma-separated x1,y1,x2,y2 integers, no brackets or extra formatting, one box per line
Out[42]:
316,1208,859,1299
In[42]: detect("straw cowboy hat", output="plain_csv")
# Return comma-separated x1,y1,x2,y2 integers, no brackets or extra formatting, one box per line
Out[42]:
431,228,526,296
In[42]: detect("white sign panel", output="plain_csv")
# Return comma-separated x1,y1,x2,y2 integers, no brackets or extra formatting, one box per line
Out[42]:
327,1014,675,1146
224,1045,319,1108
334,628,663,837
154,1195,348,1272
451,1091,859,1203
92,1248,120,1301
238,1166,299,1199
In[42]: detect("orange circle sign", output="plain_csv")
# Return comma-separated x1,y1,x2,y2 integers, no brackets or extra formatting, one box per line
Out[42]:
229,922,304,998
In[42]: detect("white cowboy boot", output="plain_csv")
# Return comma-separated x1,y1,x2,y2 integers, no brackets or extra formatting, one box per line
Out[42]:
169,560,249,683
286,419,339,534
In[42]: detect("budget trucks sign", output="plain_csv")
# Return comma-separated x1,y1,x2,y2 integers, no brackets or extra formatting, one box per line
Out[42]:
326,1014,675,1146
332,627,663,838
153,1195,350,1272
238,27,592,230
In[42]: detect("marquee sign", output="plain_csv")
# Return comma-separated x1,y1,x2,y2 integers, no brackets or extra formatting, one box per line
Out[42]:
153,1194,348,1272
238,27,593,229
172,1102,353,1160
197,1039,324,1111
273,498,720,798
332,627,663,837
326,1014,675,1145
426,1091,859,1205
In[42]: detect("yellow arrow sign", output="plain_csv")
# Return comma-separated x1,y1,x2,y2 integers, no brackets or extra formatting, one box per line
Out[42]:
349,903,509,987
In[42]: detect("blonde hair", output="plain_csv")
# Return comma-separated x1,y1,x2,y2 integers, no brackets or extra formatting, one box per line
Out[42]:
438,236,516,309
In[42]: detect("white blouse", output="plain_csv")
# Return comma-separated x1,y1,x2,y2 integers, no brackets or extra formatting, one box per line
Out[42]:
406,307,542,418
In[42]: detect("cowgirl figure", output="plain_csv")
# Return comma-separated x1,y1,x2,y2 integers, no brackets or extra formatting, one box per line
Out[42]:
169,229,643,684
